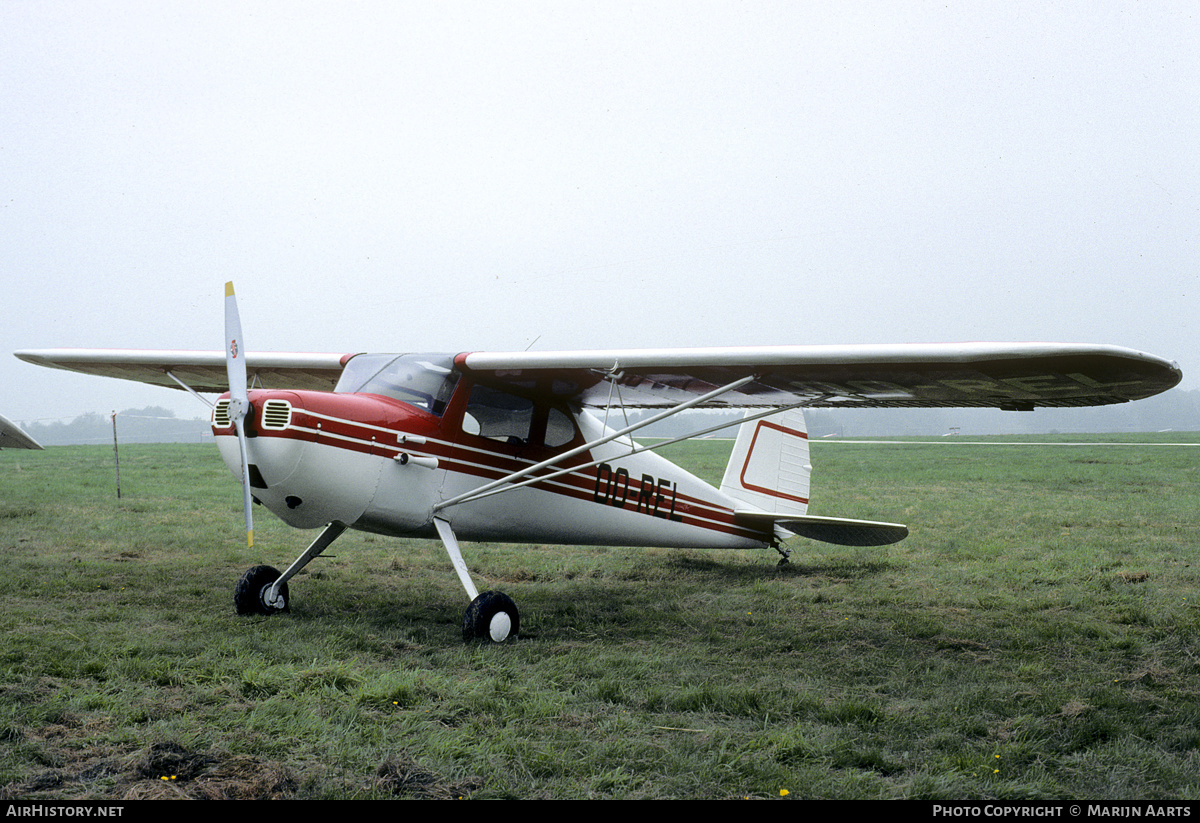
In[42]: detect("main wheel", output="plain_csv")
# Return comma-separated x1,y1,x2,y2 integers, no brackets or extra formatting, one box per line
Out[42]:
462,591,519,642
234,565,289,615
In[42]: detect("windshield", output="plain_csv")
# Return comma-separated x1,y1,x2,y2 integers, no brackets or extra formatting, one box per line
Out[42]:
335,354,459,416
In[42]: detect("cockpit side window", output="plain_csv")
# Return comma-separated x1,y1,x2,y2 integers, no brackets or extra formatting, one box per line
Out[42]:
461,384,534,444
460,383,579,449
335,354,459,416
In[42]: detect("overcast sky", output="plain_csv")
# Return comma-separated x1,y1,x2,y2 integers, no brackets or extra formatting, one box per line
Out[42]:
3,1,1197,427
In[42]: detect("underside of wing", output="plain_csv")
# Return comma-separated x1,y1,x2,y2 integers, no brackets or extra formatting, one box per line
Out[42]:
457,343,1182,410
14,349,355,393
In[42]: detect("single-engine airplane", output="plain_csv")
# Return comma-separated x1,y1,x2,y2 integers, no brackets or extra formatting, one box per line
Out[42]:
14,284,1182,641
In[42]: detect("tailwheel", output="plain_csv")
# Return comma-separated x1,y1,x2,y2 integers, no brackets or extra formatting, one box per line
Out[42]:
234,564,289,615
462,591,519,642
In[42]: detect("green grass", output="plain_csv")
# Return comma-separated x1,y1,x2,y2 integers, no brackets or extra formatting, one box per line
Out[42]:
2,436,1200,799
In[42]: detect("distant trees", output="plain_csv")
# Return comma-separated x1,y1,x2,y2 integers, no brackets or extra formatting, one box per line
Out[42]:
21,407,212,446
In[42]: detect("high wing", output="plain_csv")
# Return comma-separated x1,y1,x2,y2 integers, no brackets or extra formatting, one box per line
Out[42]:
16,343,1182,410
14,349,355,393
456,343,1182,410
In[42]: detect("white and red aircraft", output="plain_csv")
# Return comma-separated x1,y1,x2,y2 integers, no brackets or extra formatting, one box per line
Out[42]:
14,284,1182,641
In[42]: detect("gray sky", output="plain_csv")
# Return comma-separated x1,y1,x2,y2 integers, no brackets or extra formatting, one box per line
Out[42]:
4,1,1197,426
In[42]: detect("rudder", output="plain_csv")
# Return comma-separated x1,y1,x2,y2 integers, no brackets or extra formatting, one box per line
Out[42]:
719,408,810,516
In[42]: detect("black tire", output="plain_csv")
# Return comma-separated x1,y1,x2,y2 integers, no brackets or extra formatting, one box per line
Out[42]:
462,591,519,642
234,565,289,615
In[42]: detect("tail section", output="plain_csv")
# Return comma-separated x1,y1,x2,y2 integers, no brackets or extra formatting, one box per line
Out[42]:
720,408,810,516
722,408,909,546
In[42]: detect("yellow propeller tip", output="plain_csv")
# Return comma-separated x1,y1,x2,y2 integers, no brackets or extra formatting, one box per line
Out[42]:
225,281,235,296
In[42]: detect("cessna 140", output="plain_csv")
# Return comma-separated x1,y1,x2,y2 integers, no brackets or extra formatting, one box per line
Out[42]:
14,284,1182,642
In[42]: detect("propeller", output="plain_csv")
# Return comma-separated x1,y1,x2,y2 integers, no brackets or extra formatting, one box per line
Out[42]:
224,281,254,548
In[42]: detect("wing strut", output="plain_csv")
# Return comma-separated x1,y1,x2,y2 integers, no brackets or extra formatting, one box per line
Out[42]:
432,374,756,513
165,371,215,409
435,517,479,602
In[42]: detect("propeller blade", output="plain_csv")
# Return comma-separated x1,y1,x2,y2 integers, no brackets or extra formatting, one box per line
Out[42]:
224,281,248,408
234,417,254,548
224,282,254,548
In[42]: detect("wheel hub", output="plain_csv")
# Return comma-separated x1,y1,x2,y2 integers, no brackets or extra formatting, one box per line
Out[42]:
261,584,286,611
488,612,512,642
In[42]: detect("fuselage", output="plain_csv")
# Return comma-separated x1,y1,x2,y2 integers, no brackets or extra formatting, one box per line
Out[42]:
211,353,770,550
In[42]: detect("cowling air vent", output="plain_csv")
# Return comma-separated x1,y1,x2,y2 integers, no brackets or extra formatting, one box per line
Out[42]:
213,399,232,429
260,399,293,430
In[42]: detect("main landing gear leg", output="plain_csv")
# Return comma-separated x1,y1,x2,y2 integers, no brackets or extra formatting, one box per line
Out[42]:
234,521,347,615
434,517,519,643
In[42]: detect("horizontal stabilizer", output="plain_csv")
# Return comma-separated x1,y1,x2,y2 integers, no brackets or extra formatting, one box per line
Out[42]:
0,413,43,450
736,510,908,547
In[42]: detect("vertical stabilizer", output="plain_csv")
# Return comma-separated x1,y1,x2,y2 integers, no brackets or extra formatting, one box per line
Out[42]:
719,408,810,515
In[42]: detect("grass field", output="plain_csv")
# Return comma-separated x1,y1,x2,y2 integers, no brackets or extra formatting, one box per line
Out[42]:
2,435,1199,799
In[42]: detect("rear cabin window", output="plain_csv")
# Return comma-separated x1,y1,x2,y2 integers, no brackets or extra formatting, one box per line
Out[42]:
545,407,576,448
461,384,578,449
